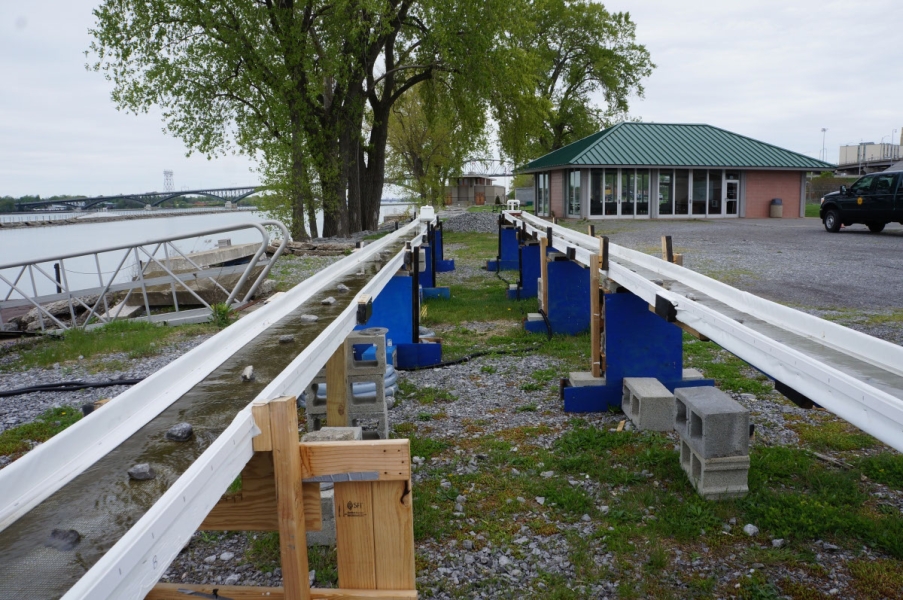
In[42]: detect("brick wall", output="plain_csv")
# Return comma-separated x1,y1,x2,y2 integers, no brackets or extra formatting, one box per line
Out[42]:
745,171,802,218
550,170,565,218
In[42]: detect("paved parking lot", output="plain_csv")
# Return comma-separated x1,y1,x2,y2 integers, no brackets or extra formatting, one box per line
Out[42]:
581,217,903,313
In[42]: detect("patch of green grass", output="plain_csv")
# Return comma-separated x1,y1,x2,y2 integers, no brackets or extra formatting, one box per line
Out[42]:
0,406,82,457
516,403,538,412
792,420,879,452
683,336,773,395
520,382,543,391
805,203,821,218
210,302,233,328
480,365,497,374
308,545,339,586
859,453,903,488
409,435,449,460
5,320,213,371
849,558,903,600
407,386,456,405
417,412,433,421
246,532,281,572
741,446,903,558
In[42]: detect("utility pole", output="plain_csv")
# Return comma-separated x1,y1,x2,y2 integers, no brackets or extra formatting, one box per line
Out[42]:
820,128,827,162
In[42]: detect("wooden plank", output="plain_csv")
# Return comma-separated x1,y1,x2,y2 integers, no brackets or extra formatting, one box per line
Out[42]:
326,343,349,427
300,439,410,481
373,480,415,590
539,236,549,313
335,481,377,589
147,583,284,599
673,253,684,266
199,451,321,531
269,396,311,600
589,254,601,378
311,590,417,600
252,401,273,451
147,584,417,600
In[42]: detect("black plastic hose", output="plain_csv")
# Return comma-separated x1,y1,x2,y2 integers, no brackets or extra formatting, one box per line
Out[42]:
0,378,144,398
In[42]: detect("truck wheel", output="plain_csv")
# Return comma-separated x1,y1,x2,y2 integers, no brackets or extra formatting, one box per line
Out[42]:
867,222,886,233
824,210,841,232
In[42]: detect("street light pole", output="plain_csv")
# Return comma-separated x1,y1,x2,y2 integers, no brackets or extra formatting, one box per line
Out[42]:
821,128,828,162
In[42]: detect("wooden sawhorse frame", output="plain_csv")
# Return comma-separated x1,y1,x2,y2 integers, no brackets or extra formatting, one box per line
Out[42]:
146,396,416,600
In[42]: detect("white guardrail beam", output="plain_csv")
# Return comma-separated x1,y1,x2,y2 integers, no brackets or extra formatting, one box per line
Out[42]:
504,211,903,454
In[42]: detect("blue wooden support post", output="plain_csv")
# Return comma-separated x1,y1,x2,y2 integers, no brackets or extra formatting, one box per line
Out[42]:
507,236,541,300
356,259,443,370
486,217,520,271
422,224,451,300
562,292,714,413
524,250,591,335
434,221,455,272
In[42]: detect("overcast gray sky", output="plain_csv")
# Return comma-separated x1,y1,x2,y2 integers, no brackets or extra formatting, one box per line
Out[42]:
2,1,901,197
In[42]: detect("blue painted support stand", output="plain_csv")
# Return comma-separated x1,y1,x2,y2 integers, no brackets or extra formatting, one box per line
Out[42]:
524,258,590,335
507,241,541,300
356,272,444,370
434,227,455,272
562,292,714,412
421,240,451,300
355,274,413,346
486,225,520,271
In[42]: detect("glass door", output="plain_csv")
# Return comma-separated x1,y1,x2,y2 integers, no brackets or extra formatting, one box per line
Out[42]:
725,172,739,215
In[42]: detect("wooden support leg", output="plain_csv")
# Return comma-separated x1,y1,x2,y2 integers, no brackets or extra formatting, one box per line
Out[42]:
326,343,349,427
268,396,311,600
590,254,601,378
539,236,549,313
372,481,415,590
599,236,609,271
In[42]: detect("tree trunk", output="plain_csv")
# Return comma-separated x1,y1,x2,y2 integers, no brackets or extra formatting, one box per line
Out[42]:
289,129,310,241
360,104,391,231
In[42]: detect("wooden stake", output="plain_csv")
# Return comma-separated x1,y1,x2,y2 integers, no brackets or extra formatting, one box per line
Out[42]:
326,343,349,427
539,236,549,313
661,235,673,263
599,236,609,271
590,254,601,378
268,396,311,600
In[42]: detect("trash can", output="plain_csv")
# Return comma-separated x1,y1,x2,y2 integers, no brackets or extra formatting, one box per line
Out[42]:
769,198,783,218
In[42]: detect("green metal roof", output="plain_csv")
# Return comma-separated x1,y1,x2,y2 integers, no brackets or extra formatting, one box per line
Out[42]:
518,123,835,172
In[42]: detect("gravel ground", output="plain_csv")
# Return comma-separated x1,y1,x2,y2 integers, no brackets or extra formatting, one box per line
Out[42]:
2,210,901,597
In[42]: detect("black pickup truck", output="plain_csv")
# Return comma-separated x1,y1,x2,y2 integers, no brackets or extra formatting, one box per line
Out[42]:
820,171,902,233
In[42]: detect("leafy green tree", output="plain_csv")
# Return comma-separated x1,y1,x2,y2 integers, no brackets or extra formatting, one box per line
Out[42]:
385,85,484,206
494,0,654,163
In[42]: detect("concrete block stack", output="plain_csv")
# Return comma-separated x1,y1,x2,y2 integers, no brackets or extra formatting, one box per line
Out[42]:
305,327,390,439
674,386,750,500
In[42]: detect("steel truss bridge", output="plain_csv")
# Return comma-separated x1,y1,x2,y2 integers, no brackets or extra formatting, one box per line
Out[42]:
15,187,260,211
460,158,516,178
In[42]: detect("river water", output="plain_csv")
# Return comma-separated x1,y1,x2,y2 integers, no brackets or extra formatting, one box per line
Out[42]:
0,205,413,301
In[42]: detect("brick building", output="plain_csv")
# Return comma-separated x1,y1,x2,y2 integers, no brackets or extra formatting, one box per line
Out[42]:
518,123,833,220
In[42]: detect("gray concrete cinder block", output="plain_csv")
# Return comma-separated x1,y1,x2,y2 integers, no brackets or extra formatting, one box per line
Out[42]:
569,371,606,388
675,386,749,459
301,427,363,443
621,377,675,432
306,487,336,547
680,439,749,500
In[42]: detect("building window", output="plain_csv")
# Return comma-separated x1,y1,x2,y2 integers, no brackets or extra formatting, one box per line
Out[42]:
590,169,604,216
604,171,618,215
659,170,673,215
621,169,635,216
708,169,723,215
636,169,650,215
535,173,550,216
567,170,581,217
692,170,707,215
675,169,689,214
